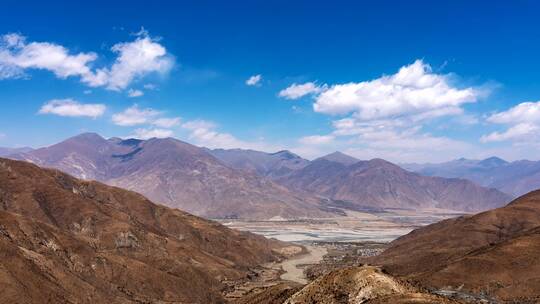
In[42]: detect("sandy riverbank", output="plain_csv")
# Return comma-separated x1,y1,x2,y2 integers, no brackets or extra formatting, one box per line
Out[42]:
278,245,327,284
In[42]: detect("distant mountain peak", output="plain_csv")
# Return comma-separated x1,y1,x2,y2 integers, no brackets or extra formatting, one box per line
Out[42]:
271,150,302,160
479,156,508,167
70,132,105,140
318,151,359,166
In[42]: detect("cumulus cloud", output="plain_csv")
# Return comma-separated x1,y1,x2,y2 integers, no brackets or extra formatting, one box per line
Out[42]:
487,101,540,124
314,60,480,121
481,101,540,142
246,74,262,86
92,34,174,90
0,33,97,80
131,128,174,140
279,82,326,100
112,104,160,126
38,99,106,118
127,89,143,97
0,32,174,91
288,60,484,162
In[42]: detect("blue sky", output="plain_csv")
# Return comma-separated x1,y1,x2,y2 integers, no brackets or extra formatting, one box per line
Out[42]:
2,1,540,162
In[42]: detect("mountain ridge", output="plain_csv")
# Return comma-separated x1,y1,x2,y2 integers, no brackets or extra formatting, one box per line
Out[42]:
404,157,540,197
10,133,333,220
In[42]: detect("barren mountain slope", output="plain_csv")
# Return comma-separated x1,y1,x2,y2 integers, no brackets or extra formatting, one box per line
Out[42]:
0,158,287,303
279,157,511,212
11,133,333,219
372,190,540,302
209,148,310,179
237,266,459,304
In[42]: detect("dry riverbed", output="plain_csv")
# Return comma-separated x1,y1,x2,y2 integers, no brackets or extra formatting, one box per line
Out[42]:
276,245,327,284
223,208,466,302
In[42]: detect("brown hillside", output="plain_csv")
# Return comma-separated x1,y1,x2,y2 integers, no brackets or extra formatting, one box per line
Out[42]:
0,157,285,303
372,190,540,302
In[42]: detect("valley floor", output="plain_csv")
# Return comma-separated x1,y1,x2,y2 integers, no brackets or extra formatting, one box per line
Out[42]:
223,208,466,302
219,208,465,243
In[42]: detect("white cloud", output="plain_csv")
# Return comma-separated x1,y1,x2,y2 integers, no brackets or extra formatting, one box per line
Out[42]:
38,99,106,118
246,74,262,86
112,104,160,126
143,83,157,90
83,89,92,94
481,123,538,143
487,101,540,124
181,119,279,151
0,32,174,91
285,60,489,162
279,82,326,100
299,135,335,145
481,101,540,143
0,33,97,80
313,60,480,121
153,117,180,128
94,34,174,90
127,89,144,97
131,128,174,140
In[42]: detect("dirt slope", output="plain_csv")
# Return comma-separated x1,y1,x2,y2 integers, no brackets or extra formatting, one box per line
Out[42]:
0,157,286,303
372,189,540,302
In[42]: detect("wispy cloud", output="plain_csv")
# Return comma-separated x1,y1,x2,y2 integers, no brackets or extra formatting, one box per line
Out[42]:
279,82,326,100
112,104,160,126
153,117,181,128
245,74,262,86
127,89,144,97
38,98,106,118
130,128,174,140
181,119,279,151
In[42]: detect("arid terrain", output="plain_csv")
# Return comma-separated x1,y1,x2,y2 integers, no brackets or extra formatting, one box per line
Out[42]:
221,208,466,243
0,157,295,303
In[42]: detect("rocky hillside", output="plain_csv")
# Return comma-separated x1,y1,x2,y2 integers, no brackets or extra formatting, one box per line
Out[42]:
278,156,511,212
10,133,333,219
0,157,288,303
236,266,460,304
372,190,540,302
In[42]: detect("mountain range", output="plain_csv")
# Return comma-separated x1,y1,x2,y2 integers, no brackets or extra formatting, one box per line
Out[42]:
0,146,33,157
0,157,287,303
404,157,540,197
209,148,310,179
8,133,331,220
214,149,511,212
3,133,512,218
